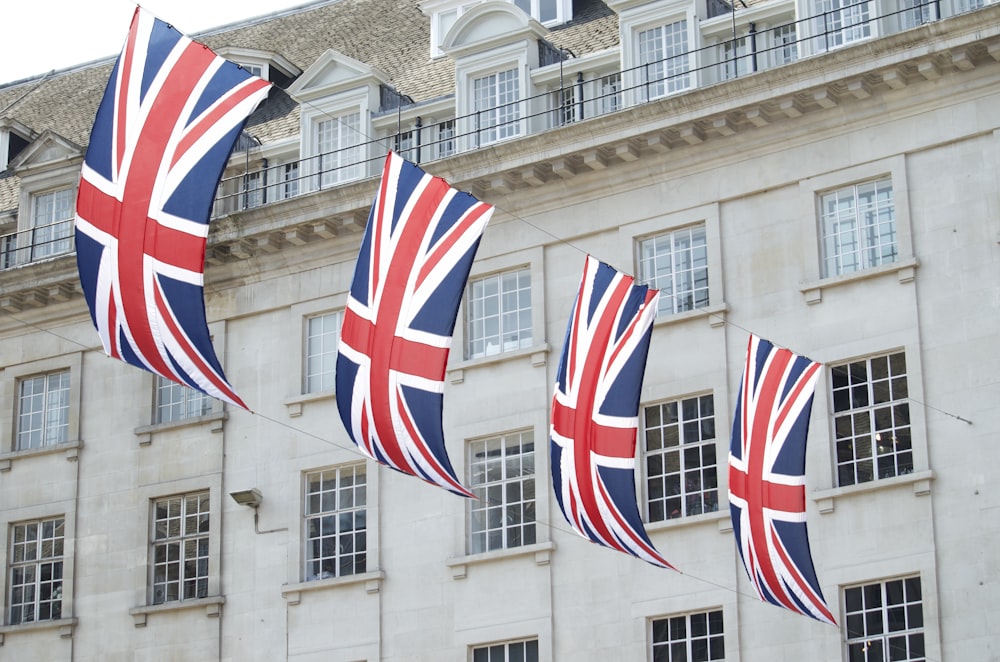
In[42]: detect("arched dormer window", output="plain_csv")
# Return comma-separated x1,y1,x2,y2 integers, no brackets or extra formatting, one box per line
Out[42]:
421,0,572,58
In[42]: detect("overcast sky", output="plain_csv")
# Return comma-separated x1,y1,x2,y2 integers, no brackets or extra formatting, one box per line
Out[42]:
3,0,318,85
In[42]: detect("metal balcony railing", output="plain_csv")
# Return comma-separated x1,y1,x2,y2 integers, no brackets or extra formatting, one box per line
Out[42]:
0,220,75,270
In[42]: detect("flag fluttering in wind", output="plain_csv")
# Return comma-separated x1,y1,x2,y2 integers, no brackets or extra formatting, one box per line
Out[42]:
75,8,269,410
337,152,494,497
729,334,836,624
550,256,672,569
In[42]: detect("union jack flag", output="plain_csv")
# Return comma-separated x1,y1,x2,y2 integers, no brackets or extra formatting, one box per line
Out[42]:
550,256,672,569
74,8,269,410
729,334,836,624
336,152,493,497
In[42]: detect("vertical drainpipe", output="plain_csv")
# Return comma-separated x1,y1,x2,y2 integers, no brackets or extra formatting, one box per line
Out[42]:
415,116,423,164
576,72,585,122
749,23,758,73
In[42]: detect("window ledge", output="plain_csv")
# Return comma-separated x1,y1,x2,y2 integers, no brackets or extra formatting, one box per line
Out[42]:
446,541,555,579
800,257,919,304
651,302,728,329
812,469,934,514
281,570,385,604
448,342,550,383
0,439,82,472
134,412,227,445
645,508,731,535
283,390,335,418
129,595,225,627
0,617,78,644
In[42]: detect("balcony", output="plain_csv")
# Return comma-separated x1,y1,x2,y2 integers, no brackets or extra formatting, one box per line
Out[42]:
0,220,74,271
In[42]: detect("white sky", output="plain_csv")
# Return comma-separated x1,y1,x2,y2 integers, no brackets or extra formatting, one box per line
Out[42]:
3,0,317,84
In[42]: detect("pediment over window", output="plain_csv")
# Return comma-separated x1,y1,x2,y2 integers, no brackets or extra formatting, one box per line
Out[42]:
287,50,390,103
214,47,301,87
9,130,82,176
441,1,547,58
0,118,36,173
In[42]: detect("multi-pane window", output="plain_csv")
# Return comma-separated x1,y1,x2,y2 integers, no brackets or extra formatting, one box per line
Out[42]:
468,431,536,554
600,72,622,114
638,225,709,317
436,120,455,159
278,161,300,200
472,638,539,662
551,85,577,127
305,311,342,393
721,36,751,80
900,0,934,28
814,0,872,49
16,370,70,451
304,464,367,580
512,0,560,23
150,491,210,605
772,24,799,65
819,177,896,277
651,609,725,662
8,517,64,625
845,577,925,661
155,375,212,424
832,352,912,486
395,129,418,162
30,188,74,260
473,68,521,144
242,170,263,209
638,20,691,100
465,267,532,359
316,112,362,186
644,395,718,521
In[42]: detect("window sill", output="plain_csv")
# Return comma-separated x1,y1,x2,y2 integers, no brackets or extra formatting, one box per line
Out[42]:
281,570,385,604
0,617,77,645
448,343,550,384
134,412,227,445
283,390,335,418
129,595,225,627
651,302,728,329
645,508,732,535
446,541,555,579
812,469,934,514
800,257,919,304
0,439,82,472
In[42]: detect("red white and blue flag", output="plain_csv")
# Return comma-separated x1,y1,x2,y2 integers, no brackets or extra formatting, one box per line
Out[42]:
74,8,269,409
729,334,836,624
337,152,493,497
550,256,672,569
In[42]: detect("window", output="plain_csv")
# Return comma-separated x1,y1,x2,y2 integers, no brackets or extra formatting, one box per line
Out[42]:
468,431,536,554
651,609,724,662
30,188,74,260
819,177,896,277
832,352,912,486
16,370,70,451
436,120,456,158
638,20,691,100
721,36,751,80
814,0,872,50
242,171,263,209
304,464,367,580
900,0,934,28
637,225,709,317
305,311,342,393
395,129,418,162
7,517,64,625
278,161,300,200
465,267,532,359
644,395,718,521
472,638,539,662
551,84,577,127
772,24,799,65
155,376,212,424
473,68,520,145
844,577,925,661
150,491,210,604
316,112,363,187
600,73,622,114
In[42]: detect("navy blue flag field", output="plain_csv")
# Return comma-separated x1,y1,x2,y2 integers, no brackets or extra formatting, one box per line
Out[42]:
729,334,836,624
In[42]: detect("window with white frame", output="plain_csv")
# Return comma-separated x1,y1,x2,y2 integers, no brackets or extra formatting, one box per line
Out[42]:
844,576,925,661
832,351,912,487
473,68,521,145
550,84,577,127
472,638,539,662
819,177,896,277
242,170,263,209
600,72,622,114
720,35,751,80
900,0,934,28
651,609,725,661
638,20,691,100
465,267,532,359
8,517,64,625
771,23,799,65
155,375,212,424
637,224,709,318
304,464,367,580
150,491,210,605
30,188,74,260
643,395,718,522
275,161,300,200
394,128,418,162
16,370,70,451
305,311,342,393
813,0,872,50
468,431,536,554
436,119,456,158
315,112,363,187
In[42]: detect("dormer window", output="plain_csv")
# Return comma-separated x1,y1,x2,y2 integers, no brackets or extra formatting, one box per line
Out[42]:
423,0,572,58
214,47,301,87
0,119,33,173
